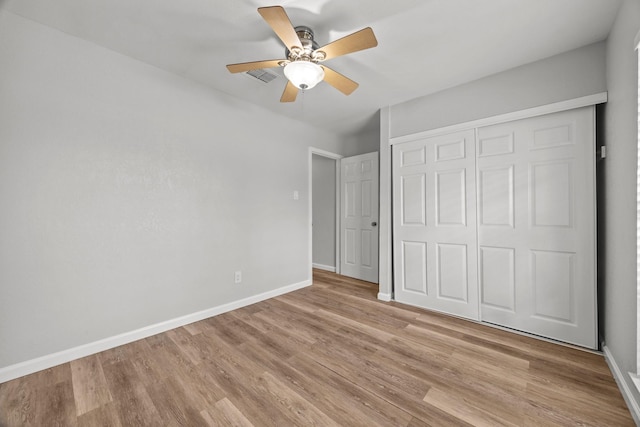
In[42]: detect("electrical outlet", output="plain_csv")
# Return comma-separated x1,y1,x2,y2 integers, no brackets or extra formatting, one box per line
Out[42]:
234,270,242,284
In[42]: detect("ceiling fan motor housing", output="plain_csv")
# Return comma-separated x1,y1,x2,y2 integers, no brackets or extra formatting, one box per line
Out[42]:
285,26,321,62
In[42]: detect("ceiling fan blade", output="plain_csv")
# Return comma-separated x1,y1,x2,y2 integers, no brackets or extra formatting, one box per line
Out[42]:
322,66,359,95
258,6,302,51
226,59,283,73
316,27,378,61
280,81,298,102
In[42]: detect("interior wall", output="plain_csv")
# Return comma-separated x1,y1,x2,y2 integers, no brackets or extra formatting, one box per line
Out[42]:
603,0,640,411
389,41,607,138
341,123,381,158
0,10,345,370
312,155,336,270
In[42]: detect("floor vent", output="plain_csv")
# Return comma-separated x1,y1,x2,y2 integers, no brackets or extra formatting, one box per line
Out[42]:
245,68,279,83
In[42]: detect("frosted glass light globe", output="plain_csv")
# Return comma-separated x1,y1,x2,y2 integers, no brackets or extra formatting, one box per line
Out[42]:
284,61,325,90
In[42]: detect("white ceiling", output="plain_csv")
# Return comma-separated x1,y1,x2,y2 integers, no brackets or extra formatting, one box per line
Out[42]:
1,0,622,136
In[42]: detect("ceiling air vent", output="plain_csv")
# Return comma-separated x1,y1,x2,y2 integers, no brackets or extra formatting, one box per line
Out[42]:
245,68,279,83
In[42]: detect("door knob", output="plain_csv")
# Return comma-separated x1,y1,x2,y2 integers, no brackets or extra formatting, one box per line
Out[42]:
371,222,377,227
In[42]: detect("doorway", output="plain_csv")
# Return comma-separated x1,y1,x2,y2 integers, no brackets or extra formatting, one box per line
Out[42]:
309,148,342,279
308,148,380,285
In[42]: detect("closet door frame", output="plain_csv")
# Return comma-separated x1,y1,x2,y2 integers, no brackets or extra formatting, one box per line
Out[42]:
386,93,606,348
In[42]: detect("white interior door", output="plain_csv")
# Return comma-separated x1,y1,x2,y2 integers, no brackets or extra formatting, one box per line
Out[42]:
477,107,596,349
392,130,479,320
340,152,379,283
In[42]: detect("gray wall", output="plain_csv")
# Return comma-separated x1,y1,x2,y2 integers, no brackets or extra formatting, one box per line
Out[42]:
603,0,640,411
341,112,381,158
389,42,607,137
0,11,345,369
312,155,336,269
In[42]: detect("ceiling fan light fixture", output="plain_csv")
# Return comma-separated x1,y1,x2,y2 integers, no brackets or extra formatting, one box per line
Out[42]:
284,61,324,90
227,6,378,102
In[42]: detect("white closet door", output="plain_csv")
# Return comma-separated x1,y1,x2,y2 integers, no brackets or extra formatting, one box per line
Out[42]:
477,107,596,349
393,130,479,320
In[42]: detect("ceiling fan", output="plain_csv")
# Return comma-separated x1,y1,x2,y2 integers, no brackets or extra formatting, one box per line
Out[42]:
226,6,378,102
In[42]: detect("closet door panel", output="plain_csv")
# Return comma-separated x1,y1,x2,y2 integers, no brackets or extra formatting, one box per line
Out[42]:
478,165,514,227
477,106,596,349
479,246,516,312
436,243,469,302
393,130,478,320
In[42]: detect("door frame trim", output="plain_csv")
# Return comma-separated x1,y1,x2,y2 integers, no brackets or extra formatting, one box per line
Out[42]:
308,147,342,282
388,92,607,145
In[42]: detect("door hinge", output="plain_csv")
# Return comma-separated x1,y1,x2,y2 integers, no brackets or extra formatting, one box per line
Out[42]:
598,146,606,160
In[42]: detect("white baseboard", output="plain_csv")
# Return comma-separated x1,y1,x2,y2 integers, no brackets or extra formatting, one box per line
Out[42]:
312,263,336,273
603,345,640,425
0,279,311,384
377,292,392,302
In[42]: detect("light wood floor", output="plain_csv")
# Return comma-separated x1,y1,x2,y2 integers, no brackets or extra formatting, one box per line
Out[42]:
0,270,634,426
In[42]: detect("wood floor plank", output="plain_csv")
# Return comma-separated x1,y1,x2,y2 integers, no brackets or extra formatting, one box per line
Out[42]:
0,269,634,426
257,371,341,427
34,380,78,427
416,356,531,423
448,349,529,391
289,286,411,332
405,323,532,372
313,282,421,323
524,381,634,426
144,333,200,380
76,402,122,427
126,338,170,387
182,320,208,336
427,361,530,426
206,315,300,364
253,346,414,427
100,360,163,426
165,326,206,366
308,335,470,425
200,398,255,427
229,308,317,350
203,354,294,426
145,377,209,426
97,344,133,367
70,354,112,416
0,375,38,426
275,292,321,314
194,330,303,426
32,363,72,388
237,333,413,426
213,397,255,426
253,298,333,344
371,336,453,385
314,307,399,342
424,387,521,427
